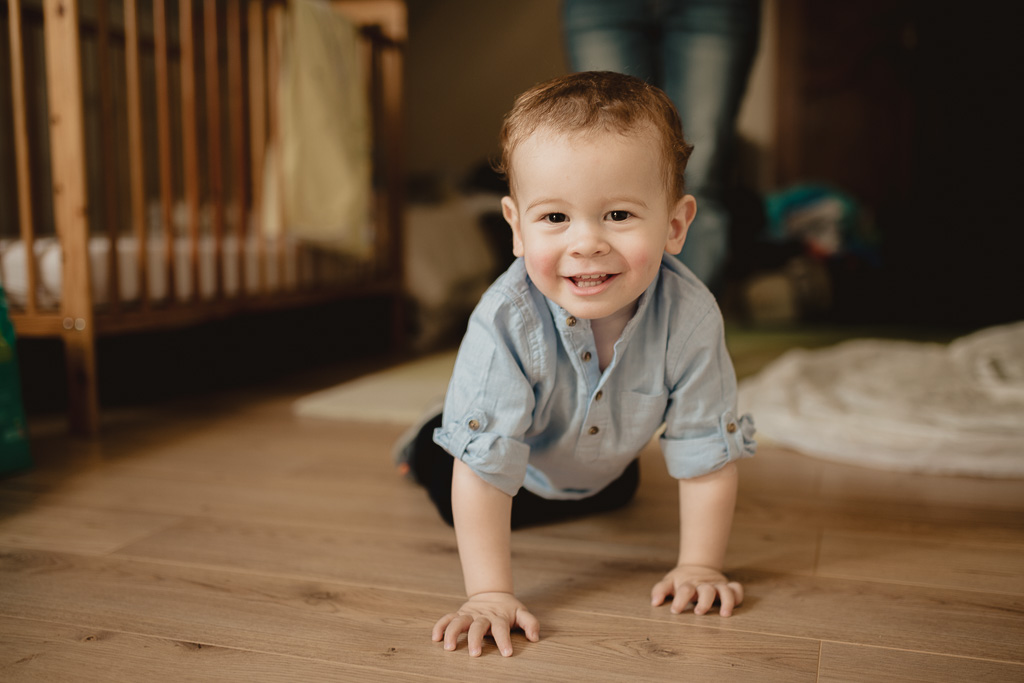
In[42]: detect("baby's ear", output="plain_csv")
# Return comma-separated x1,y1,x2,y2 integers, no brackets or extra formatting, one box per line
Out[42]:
502,196,525,257
665,195,696,255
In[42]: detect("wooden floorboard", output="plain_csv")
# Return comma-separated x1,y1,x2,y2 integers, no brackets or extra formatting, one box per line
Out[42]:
3,351,1024,681
817,531,1024,594
1,616,441,683
818,642,1024,683
0,500,182,556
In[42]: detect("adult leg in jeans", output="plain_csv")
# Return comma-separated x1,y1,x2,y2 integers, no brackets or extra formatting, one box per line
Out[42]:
562,0,760,293
562,1,658,99
662,0,760,293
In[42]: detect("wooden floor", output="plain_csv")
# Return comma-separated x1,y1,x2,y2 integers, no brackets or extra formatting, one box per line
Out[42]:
2,350,1023,682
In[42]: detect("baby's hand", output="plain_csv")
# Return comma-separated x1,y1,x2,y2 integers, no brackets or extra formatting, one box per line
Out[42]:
432,591,540,657
651,565,744,617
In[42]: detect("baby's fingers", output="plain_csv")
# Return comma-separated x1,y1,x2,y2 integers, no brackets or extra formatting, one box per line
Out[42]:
651,576,698,613
441,614,474,652
717,583,737,616
727,581,745,607
650,576,676,607
670,584,697,614
517,608,541,643
693,583,718,615
487,620,514,658
699,581,744,617
467,618,495,657
431,613,458,643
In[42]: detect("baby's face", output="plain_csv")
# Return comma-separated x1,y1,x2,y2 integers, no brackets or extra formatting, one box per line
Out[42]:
502,127,694,321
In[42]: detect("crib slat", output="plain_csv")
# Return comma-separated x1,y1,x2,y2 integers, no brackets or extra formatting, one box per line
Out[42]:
365,26,383,279
267,3,285,293
154,0,177,303
205,0,225,300
227,0,248,298
124,0,149,308
381,24,406,288
180,0,201,303
94,0,122,313
7,0,39,315
248,0,267,295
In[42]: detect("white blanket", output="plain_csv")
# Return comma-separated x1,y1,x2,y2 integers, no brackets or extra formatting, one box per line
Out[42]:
738,322,1024,477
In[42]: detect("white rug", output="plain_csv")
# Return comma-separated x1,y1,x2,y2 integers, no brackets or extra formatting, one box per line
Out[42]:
294,351,456,424
738,321,1024,478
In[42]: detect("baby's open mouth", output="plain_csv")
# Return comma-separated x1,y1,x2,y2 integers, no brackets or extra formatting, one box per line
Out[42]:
570,274,612,288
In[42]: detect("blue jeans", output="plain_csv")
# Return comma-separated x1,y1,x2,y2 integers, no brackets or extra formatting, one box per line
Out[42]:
563,0,760,291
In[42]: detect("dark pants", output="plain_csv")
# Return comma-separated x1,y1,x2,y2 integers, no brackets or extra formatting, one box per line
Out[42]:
410,414,640,529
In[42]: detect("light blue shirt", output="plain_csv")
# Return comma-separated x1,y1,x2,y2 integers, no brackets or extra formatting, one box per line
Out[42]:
434,255,755,500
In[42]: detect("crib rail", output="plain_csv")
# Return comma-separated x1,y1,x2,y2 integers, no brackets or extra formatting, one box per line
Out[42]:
1,0,407,433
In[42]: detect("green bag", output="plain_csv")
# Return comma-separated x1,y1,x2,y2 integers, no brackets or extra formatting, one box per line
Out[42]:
1,286,32,473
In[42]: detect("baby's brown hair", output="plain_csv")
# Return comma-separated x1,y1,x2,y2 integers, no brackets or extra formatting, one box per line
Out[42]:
496,71,693,201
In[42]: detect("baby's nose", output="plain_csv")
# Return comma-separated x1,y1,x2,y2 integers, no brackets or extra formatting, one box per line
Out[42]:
569,221,610,257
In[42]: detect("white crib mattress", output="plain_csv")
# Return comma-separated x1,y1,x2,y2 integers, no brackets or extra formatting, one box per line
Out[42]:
0,234,308,308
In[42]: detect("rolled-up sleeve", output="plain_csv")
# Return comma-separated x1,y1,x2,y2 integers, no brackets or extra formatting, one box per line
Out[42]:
660,307,756,479
432,290,539,496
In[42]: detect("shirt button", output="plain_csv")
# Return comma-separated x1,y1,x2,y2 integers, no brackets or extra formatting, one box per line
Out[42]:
581,351,592,362
468,419,480,431
566,316,577,327
726,422,737,434
595,390,603,401
588,426,600,435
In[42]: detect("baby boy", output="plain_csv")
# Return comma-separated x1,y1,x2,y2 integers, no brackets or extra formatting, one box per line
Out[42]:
397,71,755,657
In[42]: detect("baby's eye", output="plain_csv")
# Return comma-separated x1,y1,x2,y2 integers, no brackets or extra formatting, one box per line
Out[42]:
607,210,632,222
544,213,568,224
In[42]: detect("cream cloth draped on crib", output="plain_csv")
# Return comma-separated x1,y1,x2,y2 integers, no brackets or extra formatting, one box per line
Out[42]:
264,0,373,258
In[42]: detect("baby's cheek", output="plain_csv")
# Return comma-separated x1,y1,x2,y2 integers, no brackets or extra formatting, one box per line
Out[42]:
629,250,659,276
639,253,669,288
525,251,560,280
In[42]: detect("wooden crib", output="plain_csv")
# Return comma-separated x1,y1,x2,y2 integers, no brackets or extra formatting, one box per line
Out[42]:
1,0,407,434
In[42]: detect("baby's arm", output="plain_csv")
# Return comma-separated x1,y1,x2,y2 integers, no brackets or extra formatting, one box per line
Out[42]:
431,459,540,656
650,461,744,616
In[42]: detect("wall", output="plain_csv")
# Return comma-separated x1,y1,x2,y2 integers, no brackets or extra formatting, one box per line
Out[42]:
404,0,566,183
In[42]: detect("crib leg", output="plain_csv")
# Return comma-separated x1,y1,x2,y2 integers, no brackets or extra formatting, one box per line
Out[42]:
62,327,100,436
43,0,100,436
